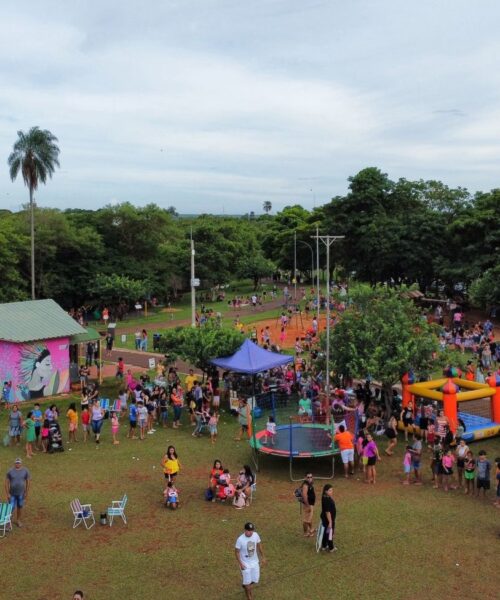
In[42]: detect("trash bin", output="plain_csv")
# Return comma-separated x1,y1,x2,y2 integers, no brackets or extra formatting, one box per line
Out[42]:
100,512,107,526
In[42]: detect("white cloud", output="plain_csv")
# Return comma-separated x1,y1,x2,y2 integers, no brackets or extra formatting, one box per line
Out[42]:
1,0,500,212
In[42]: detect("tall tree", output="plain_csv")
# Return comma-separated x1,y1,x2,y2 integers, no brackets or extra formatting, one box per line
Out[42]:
8,127,60,299
263,200,272,214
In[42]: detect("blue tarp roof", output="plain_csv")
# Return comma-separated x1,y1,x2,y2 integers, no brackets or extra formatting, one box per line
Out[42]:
210,338,294,374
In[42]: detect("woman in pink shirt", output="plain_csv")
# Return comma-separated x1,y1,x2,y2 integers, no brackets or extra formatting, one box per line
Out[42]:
363,433,382,484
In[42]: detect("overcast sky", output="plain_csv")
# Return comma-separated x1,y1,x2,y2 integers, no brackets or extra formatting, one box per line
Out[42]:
1,0,499,214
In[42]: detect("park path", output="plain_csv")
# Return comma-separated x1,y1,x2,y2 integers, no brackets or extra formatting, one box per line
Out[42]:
107,347,203,376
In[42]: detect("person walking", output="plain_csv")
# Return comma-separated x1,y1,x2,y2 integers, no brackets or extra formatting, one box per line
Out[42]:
300,473,316,537
5,457,31,527
320,484,337,552
235,522,266,600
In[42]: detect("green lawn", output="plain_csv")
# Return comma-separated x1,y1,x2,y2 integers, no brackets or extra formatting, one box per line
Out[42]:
1,381,499,599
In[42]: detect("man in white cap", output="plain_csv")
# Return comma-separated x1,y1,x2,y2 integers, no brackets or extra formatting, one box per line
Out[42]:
235,522,266,599
5,457,31,527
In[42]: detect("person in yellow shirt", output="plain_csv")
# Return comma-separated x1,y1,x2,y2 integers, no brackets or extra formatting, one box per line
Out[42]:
66,402,79,443
162,445,181,482
184,369,197,393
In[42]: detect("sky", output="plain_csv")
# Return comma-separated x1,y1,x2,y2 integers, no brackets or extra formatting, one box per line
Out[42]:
1,0,499,214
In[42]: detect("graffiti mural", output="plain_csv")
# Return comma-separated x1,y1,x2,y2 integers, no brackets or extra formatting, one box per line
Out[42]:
0,338,70,403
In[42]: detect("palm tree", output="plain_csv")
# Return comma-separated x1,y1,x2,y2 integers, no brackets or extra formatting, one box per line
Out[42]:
263,200,272,214
8,127,60,299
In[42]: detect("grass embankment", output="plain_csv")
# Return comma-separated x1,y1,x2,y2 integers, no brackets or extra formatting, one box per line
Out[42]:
1,378,499,599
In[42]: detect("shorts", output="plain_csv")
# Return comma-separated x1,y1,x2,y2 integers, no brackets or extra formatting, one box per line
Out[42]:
412,461,421,470
443,469,453,476
403,418,413,428
362,456,369,466
82,424,89,432
241,564,260,586
239,424,248,431
340,448,354,464
302,504,314,524
419,418,428,431
209,425,218,435
129,420,137,428
457,458,465,469
9,494,24,509
367,456,376,466
164,471,178,480
476,478,490,490
464,470,475,481
139,419,147,427
69,423,77,432
404,465,411,474
167,496,178,504
111,427,119,434
35,426,41,439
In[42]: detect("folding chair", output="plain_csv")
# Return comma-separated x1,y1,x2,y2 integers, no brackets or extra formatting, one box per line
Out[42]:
107,494,128,526
70,499,95,529
111,399,121,413
249,473,257,504
0,503,13,538
316,522,325,552
100,399,110,411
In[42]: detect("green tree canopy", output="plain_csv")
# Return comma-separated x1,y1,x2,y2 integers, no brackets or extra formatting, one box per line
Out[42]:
157,323,244,375
324,285,441,414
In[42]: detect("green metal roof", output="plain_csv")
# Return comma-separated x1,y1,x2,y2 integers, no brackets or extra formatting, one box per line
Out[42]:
0,299,86,343
69,326,102,345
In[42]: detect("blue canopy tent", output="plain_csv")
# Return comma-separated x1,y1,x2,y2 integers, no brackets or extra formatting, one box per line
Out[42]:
210,338,293,374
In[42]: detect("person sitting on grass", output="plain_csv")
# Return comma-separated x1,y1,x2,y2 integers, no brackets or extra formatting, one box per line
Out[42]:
209,460,224,497
164,481,179,510
233,484,247,509
237,465,255,500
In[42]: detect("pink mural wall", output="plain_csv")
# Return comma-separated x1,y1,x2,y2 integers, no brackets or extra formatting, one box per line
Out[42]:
0,338,70,403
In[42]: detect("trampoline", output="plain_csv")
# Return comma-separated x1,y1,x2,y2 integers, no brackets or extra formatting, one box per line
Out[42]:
250,422,339,481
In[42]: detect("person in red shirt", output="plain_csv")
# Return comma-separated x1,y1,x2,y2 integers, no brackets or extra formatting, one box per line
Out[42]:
116,357,125,380
334,425,355,478
81,407,90,443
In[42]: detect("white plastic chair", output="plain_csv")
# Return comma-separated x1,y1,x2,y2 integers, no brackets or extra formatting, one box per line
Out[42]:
0,503,13,537
70,499,95,529
107,494,128,526
249,473,257,504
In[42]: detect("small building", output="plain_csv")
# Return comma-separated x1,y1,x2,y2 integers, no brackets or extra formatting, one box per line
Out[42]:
0,299,95,403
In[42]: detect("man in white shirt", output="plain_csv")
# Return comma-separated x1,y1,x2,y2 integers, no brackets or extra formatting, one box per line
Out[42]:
235,522,266,599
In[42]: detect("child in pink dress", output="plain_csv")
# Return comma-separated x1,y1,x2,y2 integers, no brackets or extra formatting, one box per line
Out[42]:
111,411,120,445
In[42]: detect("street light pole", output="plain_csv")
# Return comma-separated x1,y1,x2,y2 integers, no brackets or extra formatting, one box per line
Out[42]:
315,226,320,322
293,230,297,301
190,229,196,327
310,233,345,400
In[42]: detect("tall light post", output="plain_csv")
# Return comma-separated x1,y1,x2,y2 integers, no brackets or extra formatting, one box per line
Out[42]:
311,233,345,399
293,230,297,300
190,229,196,327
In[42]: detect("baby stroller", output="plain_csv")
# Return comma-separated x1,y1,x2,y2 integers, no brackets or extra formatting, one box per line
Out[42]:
48,420,64,453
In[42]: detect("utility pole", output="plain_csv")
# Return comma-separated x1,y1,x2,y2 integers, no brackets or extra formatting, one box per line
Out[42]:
190,228,196,327
310,233,345,400
315,226,320,322
293,230,297,300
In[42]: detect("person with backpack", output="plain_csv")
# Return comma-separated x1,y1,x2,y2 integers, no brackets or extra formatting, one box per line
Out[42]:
299,473,316,537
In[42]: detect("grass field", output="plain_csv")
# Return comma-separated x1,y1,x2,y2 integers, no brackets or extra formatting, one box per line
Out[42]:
1,379,499,600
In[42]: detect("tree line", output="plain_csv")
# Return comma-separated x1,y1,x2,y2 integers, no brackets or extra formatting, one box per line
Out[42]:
0,166,498,310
